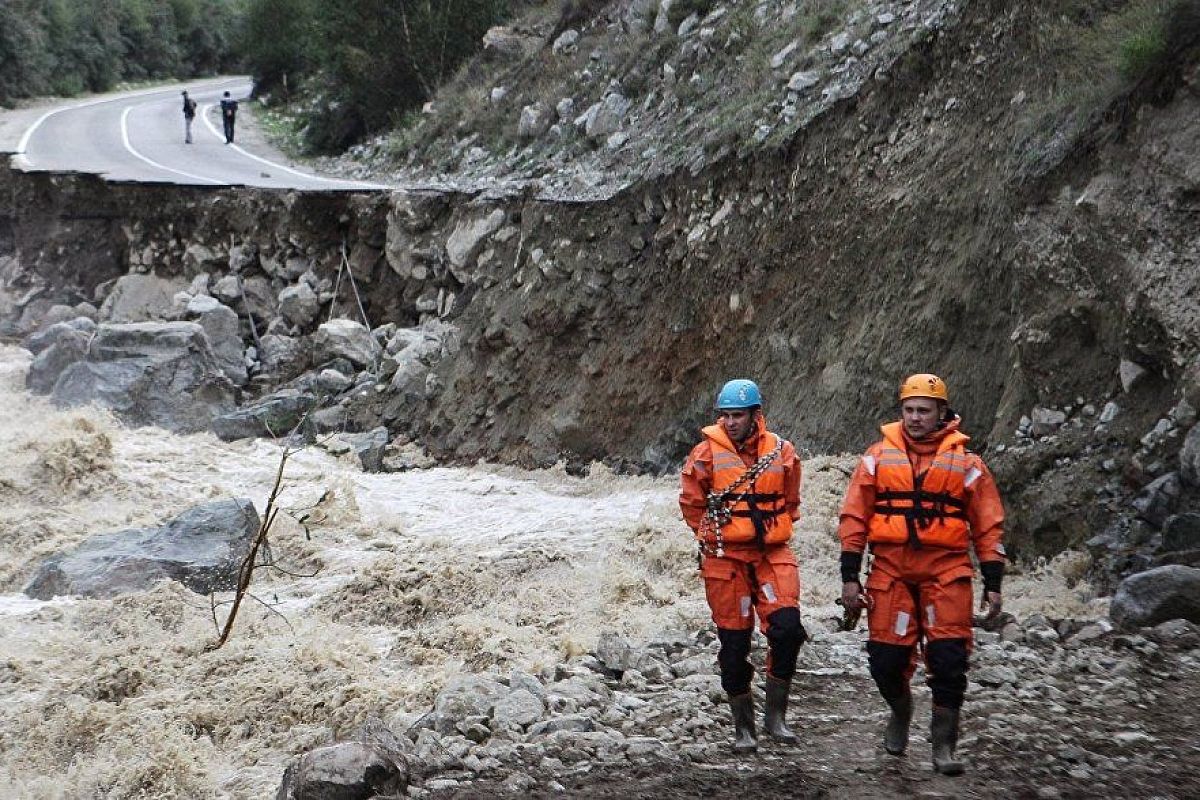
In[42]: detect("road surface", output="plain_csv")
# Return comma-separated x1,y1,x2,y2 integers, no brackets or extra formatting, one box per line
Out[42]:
4,77,384,190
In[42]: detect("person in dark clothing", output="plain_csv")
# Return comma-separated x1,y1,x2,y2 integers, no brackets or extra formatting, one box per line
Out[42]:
181,90,197,144
219,91,239,144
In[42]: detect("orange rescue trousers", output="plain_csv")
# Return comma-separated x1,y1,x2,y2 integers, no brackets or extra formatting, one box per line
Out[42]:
864,565,974,709
701,545,806,694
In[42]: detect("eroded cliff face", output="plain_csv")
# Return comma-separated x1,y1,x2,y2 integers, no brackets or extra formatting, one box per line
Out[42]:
1,1,1198,566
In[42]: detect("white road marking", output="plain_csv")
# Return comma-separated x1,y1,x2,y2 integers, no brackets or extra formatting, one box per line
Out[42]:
200,103,386,190
15,79,244,158
119,106,224,185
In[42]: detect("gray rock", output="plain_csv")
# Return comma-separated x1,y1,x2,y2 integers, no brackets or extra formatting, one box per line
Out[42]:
346,427,389,473
518,103,553,139
1030,406,1068,437
585,93,630,141
433,675,509,735
1163,514,1200,553
313,319,377,370
552,29,579,54
258,334,311,382
186,298,247,386
279,282,322,329
509,669,546,699
22,316,97,355
24,498,259,599
1120,359,1148,393
492,688,546,730
211,390,316,441
1111,565,1200,628
1147,618,1200,648
596,632,635,672
445,209,506,275
973,664,1018,686
25,321,95,394
99,274,184,323
771,41,799,69
1131,472,1182,528
210,275,243,306
529,715,594,736
51,322,236,433
316,368,353,395
387,321,457,394
276,741,408,800
228,243,258,273
1181,424,1200,486
787,71,819,92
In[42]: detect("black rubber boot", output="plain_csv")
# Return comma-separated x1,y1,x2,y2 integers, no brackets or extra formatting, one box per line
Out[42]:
931,705,964,775
884,692,913,755
729,692,758,753
762,676,798,744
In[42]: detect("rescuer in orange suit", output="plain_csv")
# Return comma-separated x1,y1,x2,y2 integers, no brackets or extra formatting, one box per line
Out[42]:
680,379,806,753
837,374,1005,775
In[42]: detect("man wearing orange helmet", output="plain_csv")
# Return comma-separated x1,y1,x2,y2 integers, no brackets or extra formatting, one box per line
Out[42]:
837,374,1005,775
680,379,806,753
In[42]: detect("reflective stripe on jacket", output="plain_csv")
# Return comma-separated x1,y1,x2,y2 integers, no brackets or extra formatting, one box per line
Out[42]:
701,423,794,546
867,421,971,549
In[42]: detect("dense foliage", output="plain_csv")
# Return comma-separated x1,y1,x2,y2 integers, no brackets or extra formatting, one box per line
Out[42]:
0,0,245,106
240,0,511,152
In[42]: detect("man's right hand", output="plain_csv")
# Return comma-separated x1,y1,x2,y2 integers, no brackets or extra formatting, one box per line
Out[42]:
841,581,866,611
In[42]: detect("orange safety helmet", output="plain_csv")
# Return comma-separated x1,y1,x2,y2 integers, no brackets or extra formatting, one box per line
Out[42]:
899,373,948,402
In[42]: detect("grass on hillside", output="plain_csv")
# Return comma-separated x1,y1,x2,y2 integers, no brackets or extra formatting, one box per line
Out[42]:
1012,0,1199,179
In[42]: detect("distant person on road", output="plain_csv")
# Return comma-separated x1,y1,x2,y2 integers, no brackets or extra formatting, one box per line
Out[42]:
837,373,1006,775
220,90,239,144
679,379,807,754
181,90,197,144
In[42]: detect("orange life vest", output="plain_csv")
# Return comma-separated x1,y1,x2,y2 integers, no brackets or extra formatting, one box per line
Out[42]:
700,423,793,546
867,422,971,550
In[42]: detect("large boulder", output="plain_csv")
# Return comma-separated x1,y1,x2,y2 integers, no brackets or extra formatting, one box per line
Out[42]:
445,209,505,277
344,427,389,473
211,390,317,442
24,318,96,394
278,282,322,329
186,295,248,386
22,316,97,355
276,742,408,800
50,322,237,433
1110,565,1200,629
257,334,312,383
313,319,376,370
99,274,184,322
23,498,260,599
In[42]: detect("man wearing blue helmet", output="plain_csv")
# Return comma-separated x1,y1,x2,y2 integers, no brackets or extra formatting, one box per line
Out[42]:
680,378,806,753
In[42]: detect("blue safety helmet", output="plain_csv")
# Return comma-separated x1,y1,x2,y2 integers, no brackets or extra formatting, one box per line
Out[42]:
715,379,762,410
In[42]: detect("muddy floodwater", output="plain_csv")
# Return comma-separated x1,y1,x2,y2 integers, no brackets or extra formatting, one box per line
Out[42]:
1,345,1182,800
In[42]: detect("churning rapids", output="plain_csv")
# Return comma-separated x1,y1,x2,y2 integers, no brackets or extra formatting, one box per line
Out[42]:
0,344,1118,798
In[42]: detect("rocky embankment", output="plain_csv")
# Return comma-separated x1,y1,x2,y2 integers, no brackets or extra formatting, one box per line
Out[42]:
281,618,1200,799
1,4,1199,599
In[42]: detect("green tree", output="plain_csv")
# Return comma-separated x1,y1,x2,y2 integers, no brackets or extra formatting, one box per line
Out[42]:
303,0,510,150
240,0,315,96
0,1,52,103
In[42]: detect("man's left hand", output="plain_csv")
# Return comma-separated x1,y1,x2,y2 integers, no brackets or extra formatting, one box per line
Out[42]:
980,591,1002,621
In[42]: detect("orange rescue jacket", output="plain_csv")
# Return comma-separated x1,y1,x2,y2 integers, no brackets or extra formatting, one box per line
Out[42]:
867,421,972,550
698,423,794,546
